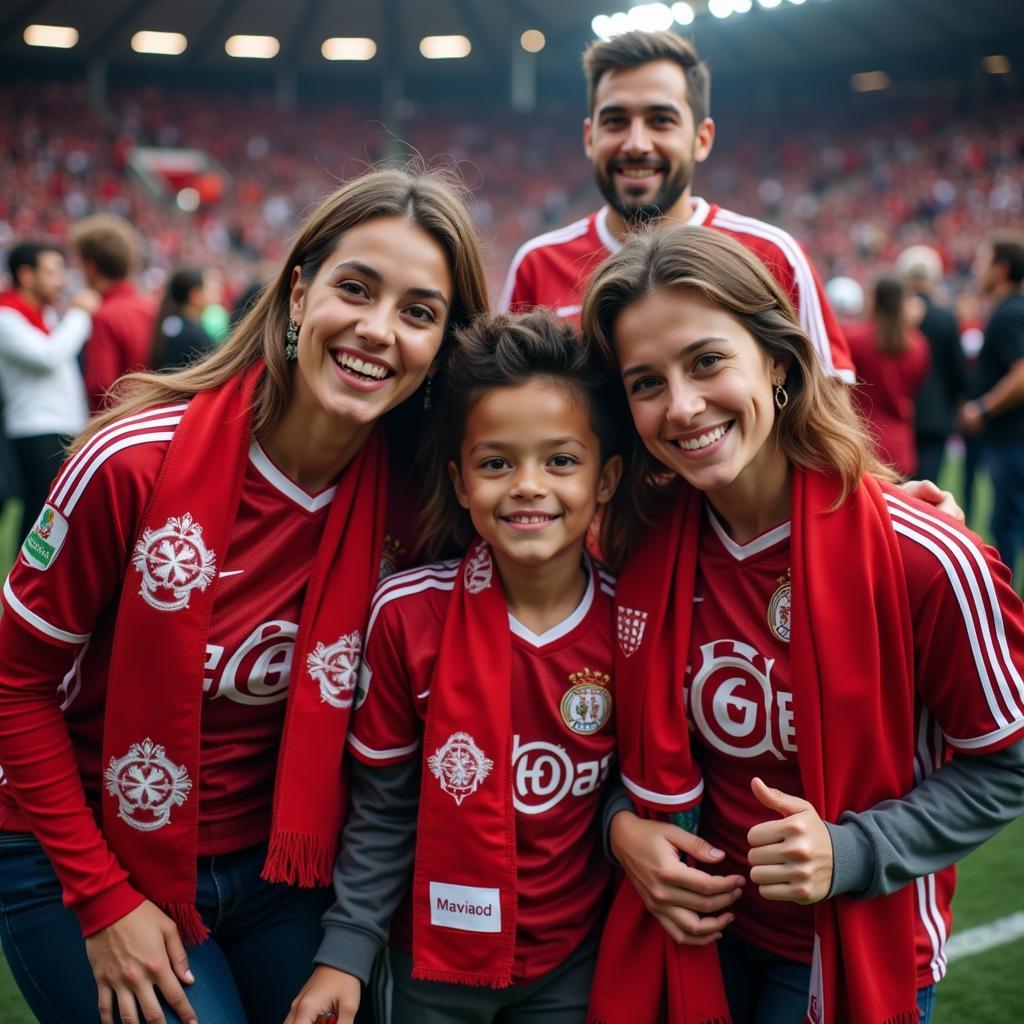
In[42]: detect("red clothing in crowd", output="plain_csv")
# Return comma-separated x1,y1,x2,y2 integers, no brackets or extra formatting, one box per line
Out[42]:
846,321,931,476
82,280,157,411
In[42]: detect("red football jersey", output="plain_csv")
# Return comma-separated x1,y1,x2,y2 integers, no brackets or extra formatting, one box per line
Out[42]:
0,404,411,930
349,558,618,984
685,493,1024,986
500,199,855,383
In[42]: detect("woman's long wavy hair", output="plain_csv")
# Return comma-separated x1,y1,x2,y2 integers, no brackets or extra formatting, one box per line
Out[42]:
71,165,489,460
582,224,893,568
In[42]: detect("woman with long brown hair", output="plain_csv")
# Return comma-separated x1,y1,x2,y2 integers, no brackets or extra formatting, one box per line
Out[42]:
0,166,487,1024
581,225,1024,1024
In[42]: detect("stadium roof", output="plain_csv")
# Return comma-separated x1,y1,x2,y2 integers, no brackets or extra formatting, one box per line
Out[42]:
3,0,1021,96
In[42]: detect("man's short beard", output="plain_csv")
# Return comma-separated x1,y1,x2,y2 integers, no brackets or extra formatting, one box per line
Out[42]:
597,165,690,226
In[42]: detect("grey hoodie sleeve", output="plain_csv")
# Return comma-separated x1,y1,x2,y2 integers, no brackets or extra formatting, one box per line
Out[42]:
826,738,1024,899
314,756,420,983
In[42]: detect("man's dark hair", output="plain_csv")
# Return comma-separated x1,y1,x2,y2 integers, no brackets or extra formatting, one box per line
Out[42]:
70,214,139,281
582,30,710,124
989,232,1024,285
8,242,62,287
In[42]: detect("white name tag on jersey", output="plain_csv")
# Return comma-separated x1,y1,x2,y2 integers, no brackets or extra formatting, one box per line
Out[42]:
429,881,501,933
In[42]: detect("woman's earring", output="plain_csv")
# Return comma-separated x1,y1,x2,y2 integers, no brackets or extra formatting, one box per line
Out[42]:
285,319,299,362
774,378,789,410
422,375,434,412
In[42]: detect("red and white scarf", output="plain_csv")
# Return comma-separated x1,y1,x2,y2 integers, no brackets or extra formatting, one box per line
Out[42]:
0,291,49,333
589,470,920,1024
411,539,518,987
102,364,388,943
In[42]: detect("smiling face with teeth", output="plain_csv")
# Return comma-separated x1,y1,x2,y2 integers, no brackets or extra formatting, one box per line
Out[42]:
584,60,714,233
615,287,791,522
449,379,621,576
288,216,452,434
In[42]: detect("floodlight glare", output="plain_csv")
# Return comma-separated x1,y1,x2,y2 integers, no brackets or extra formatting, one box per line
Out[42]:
131,31,187,56
757,0,783,7
322,37,377,60
672,2,695,26
983,54,1011,74
225,35,279,59
709,0,734,18
627,4,674,33
521,29,546,53
177,188,200,212
24,24,79,49
420,35,471,59
592,15,614,40
787,0,807,5
734,0,753,11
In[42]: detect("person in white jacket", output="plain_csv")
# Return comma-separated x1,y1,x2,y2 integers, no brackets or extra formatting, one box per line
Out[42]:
0,242,98,542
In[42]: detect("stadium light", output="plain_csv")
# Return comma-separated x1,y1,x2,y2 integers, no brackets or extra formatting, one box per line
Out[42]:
225,35,279,59
672,3,695,26
131,31,187,56
322,37,377,60
708,0,734,18
851,70,890,92
983,54,1011,74
757,0,783,7
521,29,546,53
177,188,200,212
627,4,674,33
420,35,471,59
734,0,753,11
591,15,613,40
787,0,807,5
23,24,79,49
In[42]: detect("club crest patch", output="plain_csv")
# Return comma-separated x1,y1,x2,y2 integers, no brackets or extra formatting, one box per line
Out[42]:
132,513,216,612
307,632,362,708
104,739,192,832
21,504,69,570
464,542,493,594
560,668,613,735
768,568,791,643
428,731,494,806
617,606,648,657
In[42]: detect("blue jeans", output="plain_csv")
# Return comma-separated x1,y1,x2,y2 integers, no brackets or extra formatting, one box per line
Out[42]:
0,831,332,1024
718,931,935,1023
986,443,1024,586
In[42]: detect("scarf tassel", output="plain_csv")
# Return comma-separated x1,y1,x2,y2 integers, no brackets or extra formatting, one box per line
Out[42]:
412,966,513,989
262,831,334,887
164,901,210,947
586,1015,732,1024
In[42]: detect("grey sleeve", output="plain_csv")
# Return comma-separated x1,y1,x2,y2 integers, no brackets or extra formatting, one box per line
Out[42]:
315,756,420,983
601,773,635,864
826,738,1024,899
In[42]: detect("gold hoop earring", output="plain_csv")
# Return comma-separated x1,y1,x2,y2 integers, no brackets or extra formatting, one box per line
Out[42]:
774,379,788,410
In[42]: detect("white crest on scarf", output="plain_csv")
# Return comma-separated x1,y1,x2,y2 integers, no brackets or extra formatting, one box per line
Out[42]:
306,632,362,708
464,542,493,594
104,738,192,832
616,606,648,657
428,731,494,806
132,513,217,612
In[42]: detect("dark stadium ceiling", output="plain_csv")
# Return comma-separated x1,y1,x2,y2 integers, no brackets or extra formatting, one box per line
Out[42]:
2,0,1022,93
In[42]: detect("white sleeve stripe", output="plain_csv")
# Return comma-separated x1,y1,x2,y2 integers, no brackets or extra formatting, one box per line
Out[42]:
944,717,1024,750
52,416,182,510
3,578,90,645
890,517,1017,729
371,562,458,604
888,494,1024,713
620,771,704,807
347,733,420,760
62,432,177,516
51,405,186,500
926,872,949,976
497,217,591,313
366,576,455,644
711,210,835,373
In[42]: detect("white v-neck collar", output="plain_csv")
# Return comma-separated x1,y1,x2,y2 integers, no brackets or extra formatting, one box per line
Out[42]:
707,506,790,562
508,560,595,649
597,197,710,255
248,442,337,512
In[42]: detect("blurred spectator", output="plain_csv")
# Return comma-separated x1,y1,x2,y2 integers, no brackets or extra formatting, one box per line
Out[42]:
961,232,1024,582
847,276,931,477
896,244,966,484
70,213,157,411
231,279,266,328
0,242,97,541
824,276,864,320
151,267,216,371
956,291,986,525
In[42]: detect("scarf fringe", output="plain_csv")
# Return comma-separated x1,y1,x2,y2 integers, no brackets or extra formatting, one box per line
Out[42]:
262,831,334,887
587,1015,731,1024
164,901,210,947
411,965,512,989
